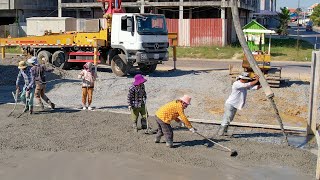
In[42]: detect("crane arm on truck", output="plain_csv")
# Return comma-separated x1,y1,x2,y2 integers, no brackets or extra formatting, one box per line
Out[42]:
97,0,124,15
0,0,174,77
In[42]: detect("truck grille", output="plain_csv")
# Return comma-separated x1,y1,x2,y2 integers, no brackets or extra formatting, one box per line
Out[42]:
142,42,168,53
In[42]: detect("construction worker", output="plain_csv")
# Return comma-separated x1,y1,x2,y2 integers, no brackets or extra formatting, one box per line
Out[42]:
127,74,148,131
16,60,34,114
218,72,261,136
78,62,97,110
27,57,55,110
155,95,196,148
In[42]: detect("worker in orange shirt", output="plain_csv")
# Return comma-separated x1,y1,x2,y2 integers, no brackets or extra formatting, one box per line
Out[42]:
155,95,196,148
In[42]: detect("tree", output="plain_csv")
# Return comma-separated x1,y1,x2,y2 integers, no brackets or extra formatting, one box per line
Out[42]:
311,4,320,26
277,7,290,36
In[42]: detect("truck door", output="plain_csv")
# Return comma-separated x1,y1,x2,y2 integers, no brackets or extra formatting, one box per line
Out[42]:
118,15,136,50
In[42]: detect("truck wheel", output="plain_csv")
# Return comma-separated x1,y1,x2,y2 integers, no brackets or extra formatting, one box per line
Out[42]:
37,50,51,64
140,64,157,74
111,55,128,76
52,51,72,69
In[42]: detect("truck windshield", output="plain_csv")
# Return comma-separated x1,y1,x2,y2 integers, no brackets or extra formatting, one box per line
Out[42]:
136,15,168,35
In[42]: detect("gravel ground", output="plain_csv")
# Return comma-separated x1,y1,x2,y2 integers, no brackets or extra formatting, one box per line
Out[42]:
0,58,312,127
44,66,310,128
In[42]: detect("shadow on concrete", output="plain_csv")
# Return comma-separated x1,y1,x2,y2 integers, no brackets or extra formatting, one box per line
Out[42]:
34,107,81,114
281,80,310,87
97,105,128,110
279,64,311,68
174,138,229,149
128,69,213,78
97,66,113,73
232,132,283,139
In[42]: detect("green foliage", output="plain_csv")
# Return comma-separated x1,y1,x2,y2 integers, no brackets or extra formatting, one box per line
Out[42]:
168,38,313,61
311,4,320,26
267,38,313,49
5,47,22,54
277,7,290,36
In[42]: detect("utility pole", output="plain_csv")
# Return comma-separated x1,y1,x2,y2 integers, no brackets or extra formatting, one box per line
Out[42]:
297,0,300,57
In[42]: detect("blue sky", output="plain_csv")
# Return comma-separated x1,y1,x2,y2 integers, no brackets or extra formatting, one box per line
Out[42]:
277,0,319,10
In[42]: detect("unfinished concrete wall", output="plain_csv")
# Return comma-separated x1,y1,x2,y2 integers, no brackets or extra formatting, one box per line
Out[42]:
0,0,57,24
0,22,26,38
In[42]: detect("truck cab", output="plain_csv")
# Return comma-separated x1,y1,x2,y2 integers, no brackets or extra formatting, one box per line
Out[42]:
110,13,169,76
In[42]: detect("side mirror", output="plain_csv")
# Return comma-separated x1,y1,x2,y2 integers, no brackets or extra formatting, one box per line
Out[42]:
127,17,133,32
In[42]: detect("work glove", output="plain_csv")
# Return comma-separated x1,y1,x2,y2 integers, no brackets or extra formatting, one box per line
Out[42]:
178,121,185,128
189,127,197,133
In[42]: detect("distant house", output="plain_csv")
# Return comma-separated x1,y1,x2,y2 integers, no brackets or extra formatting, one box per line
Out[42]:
308,3,319,16
253,0,278,28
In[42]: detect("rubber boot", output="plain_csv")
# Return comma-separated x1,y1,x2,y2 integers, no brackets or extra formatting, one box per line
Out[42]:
23,105,29,112
218,125,228,136
141,118,147,129
132,122,138,132
166,141,173,148
29,106,33,114
48,100,55,109
154,136,161,143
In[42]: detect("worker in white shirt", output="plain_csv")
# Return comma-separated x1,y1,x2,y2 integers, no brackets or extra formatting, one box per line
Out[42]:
218,72,261,136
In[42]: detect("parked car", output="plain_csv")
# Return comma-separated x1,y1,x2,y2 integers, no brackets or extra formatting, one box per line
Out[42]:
306,22,313,32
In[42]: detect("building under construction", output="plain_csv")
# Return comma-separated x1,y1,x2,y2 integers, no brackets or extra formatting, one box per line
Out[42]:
0,0,260,46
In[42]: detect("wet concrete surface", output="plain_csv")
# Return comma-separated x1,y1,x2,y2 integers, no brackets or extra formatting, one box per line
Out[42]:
0,104,316,179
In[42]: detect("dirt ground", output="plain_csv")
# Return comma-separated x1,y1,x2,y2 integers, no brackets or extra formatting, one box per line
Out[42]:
0,104,316,179
0,55,317,179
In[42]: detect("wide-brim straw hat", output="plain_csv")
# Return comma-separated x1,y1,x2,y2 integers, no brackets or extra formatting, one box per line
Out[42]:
179,95,191,105
18,61,27,69
133,74,147,86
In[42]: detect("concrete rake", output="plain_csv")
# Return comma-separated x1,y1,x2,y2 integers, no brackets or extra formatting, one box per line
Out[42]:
195,132,238,157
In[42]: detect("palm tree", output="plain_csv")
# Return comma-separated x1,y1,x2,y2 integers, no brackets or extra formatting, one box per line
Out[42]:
277,7,290,36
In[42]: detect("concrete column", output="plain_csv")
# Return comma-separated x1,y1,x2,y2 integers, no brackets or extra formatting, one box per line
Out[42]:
58,0,62,17
307,51,320,135
221,7,226,46
179,0,183,19
154,0,158,13
140,0,145,13
76,0,81,18
178,0,184,46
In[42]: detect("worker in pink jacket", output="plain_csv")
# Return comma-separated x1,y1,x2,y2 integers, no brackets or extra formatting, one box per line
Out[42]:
78,62,97,110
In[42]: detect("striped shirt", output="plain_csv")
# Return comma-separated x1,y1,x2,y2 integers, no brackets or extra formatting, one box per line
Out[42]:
155,100,192,129
30,64,50,84
127,84,147,108
16,67,34,90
